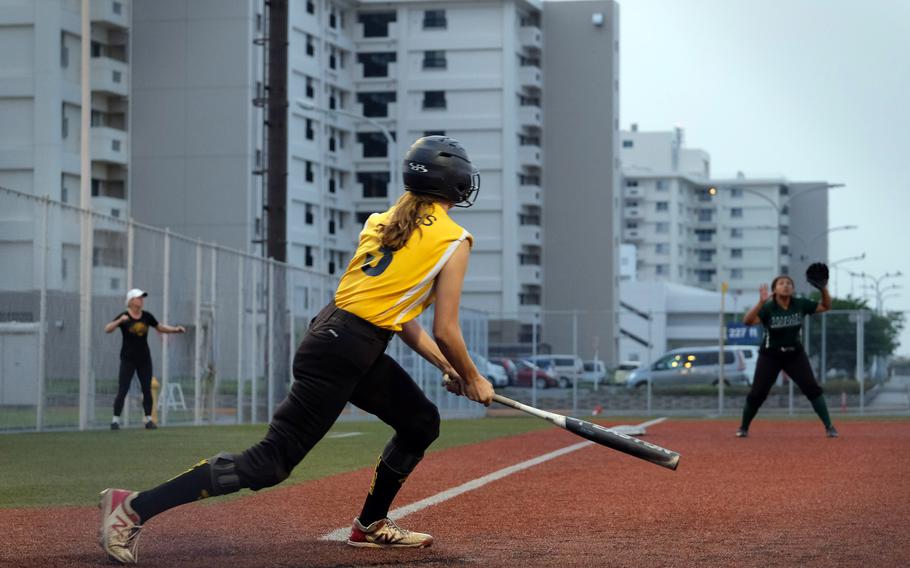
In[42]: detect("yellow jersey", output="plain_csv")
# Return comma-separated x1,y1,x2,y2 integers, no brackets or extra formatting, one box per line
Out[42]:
335,204,473,331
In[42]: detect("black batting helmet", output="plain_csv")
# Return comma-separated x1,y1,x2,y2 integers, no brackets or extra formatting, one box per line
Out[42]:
402,136,480,207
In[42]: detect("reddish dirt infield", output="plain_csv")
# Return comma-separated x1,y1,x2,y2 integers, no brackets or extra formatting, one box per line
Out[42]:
2,419,909,567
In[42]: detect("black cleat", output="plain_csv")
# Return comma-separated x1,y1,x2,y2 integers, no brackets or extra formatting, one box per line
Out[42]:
826,425,839,438
110,422,120,431
144,421,158,430
735,428,748,438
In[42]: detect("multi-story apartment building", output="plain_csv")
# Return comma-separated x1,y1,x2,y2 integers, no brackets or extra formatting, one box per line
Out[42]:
0,0,131,297
620,125,830,298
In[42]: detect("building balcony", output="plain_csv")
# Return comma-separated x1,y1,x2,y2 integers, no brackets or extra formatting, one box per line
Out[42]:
622,227,643,241
353,21,400,42
90,127,128,165
623,185,643,198
91,57,129,97
518,145,542,168
354,62,399,82
519,26,542,50
90,0,129,29
624,207,643,219
519,224,542,246
91,196,127,223
518,183,542,207
519,264,542,285
519,65,542,90
518,105,542,128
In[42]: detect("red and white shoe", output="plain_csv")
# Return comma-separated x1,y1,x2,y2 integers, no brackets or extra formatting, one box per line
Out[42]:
347,517,433,548
99,488,142,564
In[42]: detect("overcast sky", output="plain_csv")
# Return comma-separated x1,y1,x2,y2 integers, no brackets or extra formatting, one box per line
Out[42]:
602,0,910,354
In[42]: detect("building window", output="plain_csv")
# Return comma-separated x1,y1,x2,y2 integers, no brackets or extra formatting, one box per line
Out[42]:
305,77,315,98
358,12,396,37
60,38,69,68
731,248,743,258
780,185,789,196
625,179,638,187
655,243,669,255
91,41,101,58
731,207,743,218
656,180,668,191
329,46,337,69
328,174,336,193
329,8,337,29
305,245,313,267
424,130,445,137
656,201,669,212
730,187,742,198
307,1,315,15
422,90,446,109
306,118,314,140
731,268,743,280
626,221,638,229
357,52,396,78
356,91,396,117
358,172,390,198
698,210,713,222
306,35,315,57
656,265,669,276
423,50,447,69
423,9,447,29
328,132,336,152
698,250,713,262
305,161,314,183
656,222,669,234
305,204,314,225
112,1,122,15
731,228,743,239
622,140,633,148
357,133,389,158
328,216,336,234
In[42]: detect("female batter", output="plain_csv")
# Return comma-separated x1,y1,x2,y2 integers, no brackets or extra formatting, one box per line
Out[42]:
736,266,837,438
98,136,494,564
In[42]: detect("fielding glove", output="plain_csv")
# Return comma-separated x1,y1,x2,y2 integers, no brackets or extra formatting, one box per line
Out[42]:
806,262,829,290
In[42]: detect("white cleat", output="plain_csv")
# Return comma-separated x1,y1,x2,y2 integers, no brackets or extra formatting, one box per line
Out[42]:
99,488,143,564
346,517,433,548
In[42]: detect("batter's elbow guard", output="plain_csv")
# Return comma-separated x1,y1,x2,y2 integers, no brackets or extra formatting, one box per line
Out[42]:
208,452,242,496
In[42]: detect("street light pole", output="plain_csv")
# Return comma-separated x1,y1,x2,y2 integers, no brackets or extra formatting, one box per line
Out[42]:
295,99,398,203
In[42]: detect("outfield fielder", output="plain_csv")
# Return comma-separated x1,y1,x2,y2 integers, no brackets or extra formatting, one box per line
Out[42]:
104,289,185,430
98,136,494,564
736,263,838,438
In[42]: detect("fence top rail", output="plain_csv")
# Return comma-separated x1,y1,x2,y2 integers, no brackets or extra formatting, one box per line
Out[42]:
0,184,324,274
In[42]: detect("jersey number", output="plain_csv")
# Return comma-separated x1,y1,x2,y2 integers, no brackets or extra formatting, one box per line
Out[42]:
361,246,394,277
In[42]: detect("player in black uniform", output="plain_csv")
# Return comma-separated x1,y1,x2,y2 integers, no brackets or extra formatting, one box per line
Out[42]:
98,136,494,564
736,264,837,438
104,289,185,430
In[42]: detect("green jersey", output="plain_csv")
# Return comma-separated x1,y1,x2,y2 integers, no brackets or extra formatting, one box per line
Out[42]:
757,296,819,349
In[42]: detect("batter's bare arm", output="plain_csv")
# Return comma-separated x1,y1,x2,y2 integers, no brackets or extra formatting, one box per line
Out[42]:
156,324,186,334
398,319,457,378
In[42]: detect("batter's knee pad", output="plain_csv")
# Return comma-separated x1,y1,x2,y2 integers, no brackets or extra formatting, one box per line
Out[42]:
381,438,426,477
208,452,242,496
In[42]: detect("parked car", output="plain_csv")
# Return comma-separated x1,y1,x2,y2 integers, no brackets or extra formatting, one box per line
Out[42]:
469,351,509,387
513,360,560,389
524,354,584,388
581,359,608,386
611,361,642,385
625,347,748,389
489,357,518,385
725,346,759,384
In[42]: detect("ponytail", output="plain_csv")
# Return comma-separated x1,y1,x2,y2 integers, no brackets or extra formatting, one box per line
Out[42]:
378,192,439,251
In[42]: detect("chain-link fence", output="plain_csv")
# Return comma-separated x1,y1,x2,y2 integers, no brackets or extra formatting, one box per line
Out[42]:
1,186,904,432
0,187,486,432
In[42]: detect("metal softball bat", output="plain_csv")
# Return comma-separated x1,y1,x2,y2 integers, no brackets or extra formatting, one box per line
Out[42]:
492,393,681,470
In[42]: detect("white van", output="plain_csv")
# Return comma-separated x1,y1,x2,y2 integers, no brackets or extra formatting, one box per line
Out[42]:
525,354,584,388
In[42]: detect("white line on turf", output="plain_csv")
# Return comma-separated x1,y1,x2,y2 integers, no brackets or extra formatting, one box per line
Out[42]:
326,432,362,439
319,417,668,541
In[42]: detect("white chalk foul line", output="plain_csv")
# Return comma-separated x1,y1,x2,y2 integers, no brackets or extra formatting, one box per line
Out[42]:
319,416,669,541
320,440,592,541
326,432,363,439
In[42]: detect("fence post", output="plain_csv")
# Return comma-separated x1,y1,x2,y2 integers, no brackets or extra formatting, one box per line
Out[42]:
531,312,538,409
237,256,244,424
161,228,171,425
250,258,259,423
37,196,49,431
78,0,93,431
821,312,827,384
857,311,865,414
288,268,295,389
210,245,217,422
267,261,275,420
572,310,578,415
193,242,203,425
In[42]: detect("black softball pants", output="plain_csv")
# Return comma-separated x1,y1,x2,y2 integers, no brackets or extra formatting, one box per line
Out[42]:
113,358,154,416
234,302,440,491
746,347,824,409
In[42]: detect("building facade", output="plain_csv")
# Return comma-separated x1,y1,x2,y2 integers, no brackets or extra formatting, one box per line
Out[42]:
0,0,131,298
